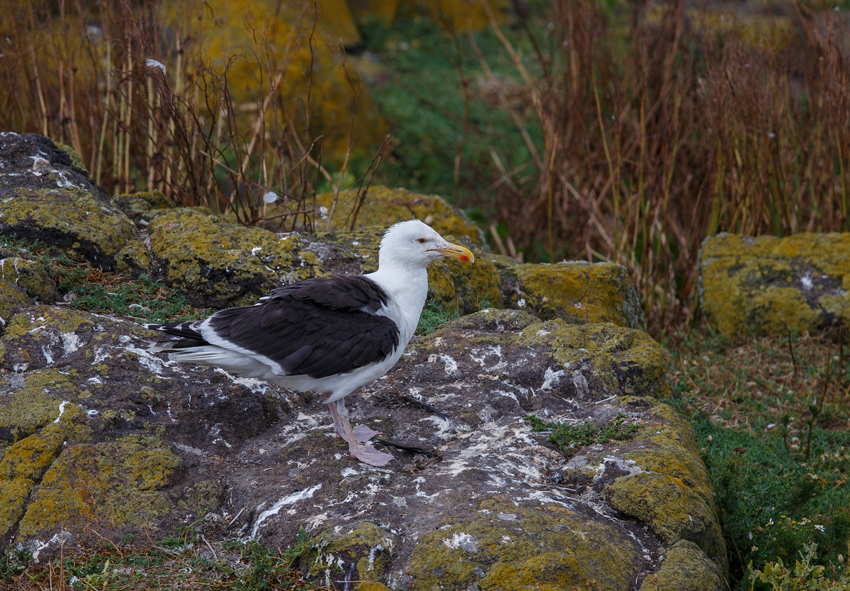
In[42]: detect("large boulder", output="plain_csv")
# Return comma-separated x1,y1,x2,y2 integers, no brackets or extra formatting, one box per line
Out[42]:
699,233,850,337
0,306,724,588
0,133,149,274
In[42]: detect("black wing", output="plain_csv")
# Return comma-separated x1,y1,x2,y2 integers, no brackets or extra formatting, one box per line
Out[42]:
205,276,400,379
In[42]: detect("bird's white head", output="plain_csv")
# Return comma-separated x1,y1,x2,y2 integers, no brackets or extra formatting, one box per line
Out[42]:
378,219,474,271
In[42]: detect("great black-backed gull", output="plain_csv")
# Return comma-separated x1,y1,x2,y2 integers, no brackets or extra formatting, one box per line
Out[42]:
145,220,474,466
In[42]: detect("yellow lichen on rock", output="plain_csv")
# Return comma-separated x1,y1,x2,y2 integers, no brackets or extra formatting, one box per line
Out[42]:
313,186,484,245
499,260,645,329
519,321,669,398
160,0,385,160
148,207,312,307
16,435,182,539
639,539,725,591
406,496,636,590
603,398,725,567
700,233,850,337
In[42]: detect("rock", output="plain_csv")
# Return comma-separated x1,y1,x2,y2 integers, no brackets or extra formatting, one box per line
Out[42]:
113,190,174,223
639,540,725,591
0,133,149,274
326,223,501,315
699,233,850,337
313,186,486,246
0,305,282,548
496,259,646,329
148,207,317,308
0,282,33,330
0,257,56,303
0,303,724,586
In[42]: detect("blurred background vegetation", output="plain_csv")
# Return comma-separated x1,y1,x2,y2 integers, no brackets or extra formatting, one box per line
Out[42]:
1,0,849,337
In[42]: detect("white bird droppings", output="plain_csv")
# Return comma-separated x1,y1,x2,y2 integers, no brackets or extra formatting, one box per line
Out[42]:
443,532,479,553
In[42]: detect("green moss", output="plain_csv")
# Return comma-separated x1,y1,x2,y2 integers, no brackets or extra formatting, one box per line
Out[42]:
407,496,636,591
525,413,640,459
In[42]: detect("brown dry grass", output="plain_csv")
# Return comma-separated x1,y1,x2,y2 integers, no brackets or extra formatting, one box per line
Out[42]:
666,324,850,441
476,0,850,336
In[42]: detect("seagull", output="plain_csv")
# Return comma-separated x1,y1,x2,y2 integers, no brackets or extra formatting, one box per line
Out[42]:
144,220,474,467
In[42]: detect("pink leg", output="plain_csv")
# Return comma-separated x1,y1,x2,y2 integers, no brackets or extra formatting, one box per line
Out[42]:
326,400,395,467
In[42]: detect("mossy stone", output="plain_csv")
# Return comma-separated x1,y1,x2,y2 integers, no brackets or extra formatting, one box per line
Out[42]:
501,260,645,328
0,370,77,442
316,522,395,583
112,190,174,222
148,207,313,307
17,435,182,539
406,496,636,591
0,281,33,326
53,141,88,173
0,136,142,273
518,320,669,398
639,540,725,591
0,257,56,302
700,233,850,337
313,186,485,245
0,306,99,371
604,398,725,566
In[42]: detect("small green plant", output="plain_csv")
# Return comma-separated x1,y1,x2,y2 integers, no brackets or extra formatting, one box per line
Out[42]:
416,299,462,335
749,543,849,591
0,235,207,323
525,413,640,459
0,547,31,579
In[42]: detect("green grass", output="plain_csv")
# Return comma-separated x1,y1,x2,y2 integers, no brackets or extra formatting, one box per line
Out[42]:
416,298,462,335
666,326,850,589
525,413,641,459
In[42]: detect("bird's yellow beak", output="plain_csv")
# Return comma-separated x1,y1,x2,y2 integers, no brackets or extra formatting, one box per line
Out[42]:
434,242,475,263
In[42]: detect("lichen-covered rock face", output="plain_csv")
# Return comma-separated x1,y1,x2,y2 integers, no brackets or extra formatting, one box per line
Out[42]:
148,208,318,308
313,186,486,246
700,233,850,337
0,257,56,304
639,539,725,591
497,259,646,329
1,304,724,588
0,133,148,274
112,190,174,223
0,305,287,551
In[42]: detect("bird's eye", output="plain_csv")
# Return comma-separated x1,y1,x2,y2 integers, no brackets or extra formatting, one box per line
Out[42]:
417,238,427,244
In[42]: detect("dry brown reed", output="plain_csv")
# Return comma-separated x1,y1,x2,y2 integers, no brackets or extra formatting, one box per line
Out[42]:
0,0,384,231
478,0,850,336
